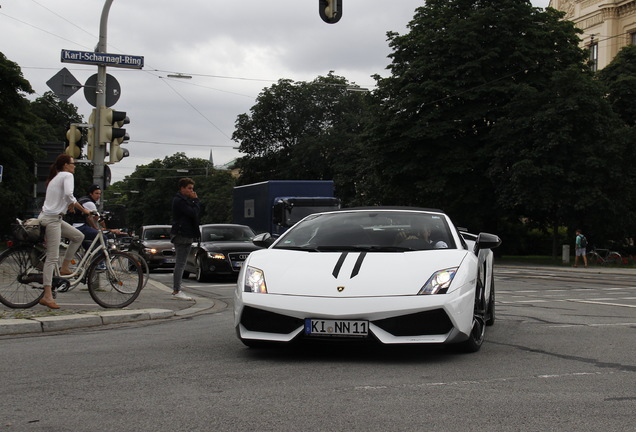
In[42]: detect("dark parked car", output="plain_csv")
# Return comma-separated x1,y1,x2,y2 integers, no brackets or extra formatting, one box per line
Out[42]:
130,225,176,270
185,224,261,282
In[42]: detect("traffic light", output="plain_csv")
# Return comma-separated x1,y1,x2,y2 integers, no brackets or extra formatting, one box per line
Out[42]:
98,106,130,164
109,130,130,163
86,108,96,160
319,0,342,24
99,106,127,145
65,124,81,158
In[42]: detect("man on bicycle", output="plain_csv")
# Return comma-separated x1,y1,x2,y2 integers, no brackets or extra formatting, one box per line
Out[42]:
70,184,102,250
69,185,123,248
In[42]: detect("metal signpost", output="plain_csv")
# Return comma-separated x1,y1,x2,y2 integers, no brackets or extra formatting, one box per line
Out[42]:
47,0,144,192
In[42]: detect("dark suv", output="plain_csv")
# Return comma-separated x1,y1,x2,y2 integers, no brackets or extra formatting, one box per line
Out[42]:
130,225,176,270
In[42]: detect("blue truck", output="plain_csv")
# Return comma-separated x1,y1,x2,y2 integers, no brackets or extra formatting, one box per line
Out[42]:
233,180,341,235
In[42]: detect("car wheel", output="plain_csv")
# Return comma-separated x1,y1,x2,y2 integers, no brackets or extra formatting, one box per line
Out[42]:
460,316,486,353
196,255,208,282
459,281,486,353
485,273,495,326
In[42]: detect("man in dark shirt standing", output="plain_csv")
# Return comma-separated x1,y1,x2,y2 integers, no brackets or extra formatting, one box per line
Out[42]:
170,178,201,300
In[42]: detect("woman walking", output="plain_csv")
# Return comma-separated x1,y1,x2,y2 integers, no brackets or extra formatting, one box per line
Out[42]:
38,154,91,308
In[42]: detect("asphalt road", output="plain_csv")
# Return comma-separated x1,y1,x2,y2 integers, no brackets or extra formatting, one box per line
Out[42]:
1,266,634,431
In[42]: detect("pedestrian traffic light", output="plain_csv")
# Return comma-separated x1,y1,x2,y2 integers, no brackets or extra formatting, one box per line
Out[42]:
65,124,81,158
319,0,342,24
86,108,96,160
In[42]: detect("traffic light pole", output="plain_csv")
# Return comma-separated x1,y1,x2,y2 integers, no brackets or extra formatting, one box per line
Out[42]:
92,0,115,192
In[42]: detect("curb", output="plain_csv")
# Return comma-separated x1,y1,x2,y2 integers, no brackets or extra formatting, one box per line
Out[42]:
0,279,215,336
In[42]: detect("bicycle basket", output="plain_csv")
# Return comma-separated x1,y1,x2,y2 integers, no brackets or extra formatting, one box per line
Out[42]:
12,218,43,242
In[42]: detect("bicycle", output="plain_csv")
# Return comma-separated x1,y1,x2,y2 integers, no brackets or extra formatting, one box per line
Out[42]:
0,215,144,309
107,232,151,289
586,248,623,266
64,230,150,289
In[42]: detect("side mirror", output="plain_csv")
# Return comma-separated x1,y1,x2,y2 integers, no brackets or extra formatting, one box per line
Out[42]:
253,232,275,248
476,232,501,250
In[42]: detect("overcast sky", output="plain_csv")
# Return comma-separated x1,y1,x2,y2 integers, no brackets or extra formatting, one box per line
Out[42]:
1,0,550,183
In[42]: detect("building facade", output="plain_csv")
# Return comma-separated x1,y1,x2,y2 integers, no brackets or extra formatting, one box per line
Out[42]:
549,0,636,70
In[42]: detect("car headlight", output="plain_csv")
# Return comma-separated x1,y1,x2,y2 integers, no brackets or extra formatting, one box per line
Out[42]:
418,268,457,295
144,247,158,255
244,266,267,293
207,251,226,260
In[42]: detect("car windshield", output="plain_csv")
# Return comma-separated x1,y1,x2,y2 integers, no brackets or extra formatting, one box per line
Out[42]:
274,210,456,251
201,226,255,242
143,227,171,241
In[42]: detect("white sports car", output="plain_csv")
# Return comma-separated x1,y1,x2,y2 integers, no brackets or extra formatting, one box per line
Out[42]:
234,208,501,352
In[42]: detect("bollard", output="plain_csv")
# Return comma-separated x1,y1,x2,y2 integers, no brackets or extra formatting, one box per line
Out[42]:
562,245,570,264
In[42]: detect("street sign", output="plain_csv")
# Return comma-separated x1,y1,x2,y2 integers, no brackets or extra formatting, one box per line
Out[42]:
84,74,121,107
61,49,144,69
46,68,82,101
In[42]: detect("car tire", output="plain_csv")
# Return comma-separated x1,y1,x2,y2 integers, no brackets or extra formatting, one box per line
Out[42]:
196,255,208,282
458,281,486,353
459,316,485,353
485,273,495,326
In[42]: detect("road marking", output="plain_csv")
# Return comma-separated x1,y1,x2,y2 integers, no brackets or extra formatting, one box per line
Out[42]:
567,299,636,309
549,322,636,328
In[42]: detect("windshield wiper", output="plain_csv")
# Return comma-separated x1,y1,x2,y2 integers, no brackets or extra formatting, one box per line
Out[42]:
274,245,321,252
316,245,412,252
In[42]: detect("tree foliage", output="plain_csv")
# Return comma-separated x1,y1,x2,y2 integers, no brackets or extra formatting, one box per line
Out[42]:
366,0,589,234
597,45,636,127
0,52,46,235
232,72,372,206
107,153,235,233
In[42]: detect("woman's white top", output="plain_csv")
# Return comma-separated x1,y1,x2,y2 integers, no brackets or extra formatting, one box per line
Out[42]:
41,171,77,216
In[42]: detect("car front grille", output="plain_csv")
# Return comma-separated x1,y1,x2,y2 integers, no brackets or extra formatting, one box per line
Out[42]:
373,309,453,336
241,306,303,334
229,252,250,263
162,250,175,257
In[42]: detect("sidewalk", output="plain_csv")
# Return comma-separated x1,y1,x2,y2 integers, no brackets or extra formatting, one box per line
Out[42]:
0,279,214,336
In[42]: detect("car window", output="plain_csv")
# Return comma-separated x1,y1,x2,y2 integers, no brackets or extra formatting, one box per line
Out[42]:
202,226,255,242
143,228,171,241
276,211,456,251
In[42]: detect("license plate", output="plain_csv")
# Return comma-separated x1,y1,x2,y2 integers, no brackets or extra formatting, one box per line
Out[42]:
304,319,369,337
164,258,175,263
233,261,243,268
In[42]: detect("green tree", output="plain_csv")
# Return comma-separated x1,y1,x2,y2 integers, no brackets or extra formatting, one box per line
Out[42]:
0,52,47,235
30,91,83,144
366,0,587,233
29,92,93,197
597,44,636,127
232,73,371,205
114,153,235,233
489,65,635,253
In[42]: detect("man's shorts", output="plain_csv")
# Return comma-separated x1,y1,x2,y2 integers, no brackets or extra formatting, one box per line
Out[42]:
575,247,586,256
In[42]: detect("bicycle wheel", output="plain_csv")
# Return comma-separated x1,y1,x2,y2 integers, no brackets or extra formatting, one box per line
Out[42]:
0,246,44,308
87,251,143,308
125,250,150,288
586,251,601,265
607,252,623,265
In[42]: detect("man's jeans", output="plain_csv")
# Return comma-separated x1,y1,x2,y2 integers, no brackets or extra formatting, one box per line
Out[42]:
173,241,192,292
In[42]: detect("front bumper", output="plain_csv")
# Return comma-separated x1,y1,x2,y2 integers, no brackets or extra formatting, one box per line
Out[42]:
234,285,475,345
